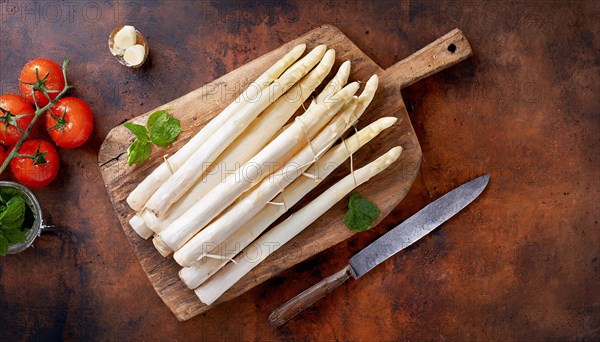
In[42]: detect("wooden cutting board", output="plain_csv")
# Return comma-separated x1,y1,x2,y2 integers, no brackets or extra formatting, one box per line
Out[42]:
98,25,471,321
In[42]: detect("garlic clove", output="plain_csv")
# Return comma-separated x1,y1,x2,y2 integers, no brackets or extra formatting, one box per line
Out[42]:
114,25,137,50
110,46,125,57
123,44,146,66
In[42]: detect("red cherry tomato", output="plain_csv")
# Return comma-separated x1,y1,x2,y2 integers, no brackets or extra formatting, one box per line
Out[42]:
0,94,35,146
0,145,7,170
10,140,60,189
19,58,65,107
46,97,94,149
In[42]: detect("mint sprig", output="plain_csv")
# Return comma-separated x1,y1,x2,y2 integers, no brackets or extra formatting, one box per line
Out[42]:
0,190,30,256
344,192,381,232
124,110,181,165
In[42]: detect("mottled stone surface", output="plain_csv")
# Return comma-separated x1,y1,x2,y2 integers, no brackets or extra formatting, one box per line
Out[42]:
0,1,598,340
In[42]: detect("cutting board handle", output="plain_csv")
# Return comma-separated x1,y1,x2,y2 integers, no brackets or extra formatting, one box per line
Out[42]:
387,28,472,89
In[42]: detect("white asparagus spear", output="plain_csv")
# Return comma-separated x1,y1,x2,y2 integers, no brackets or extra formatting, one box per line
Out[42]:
353,74,378,122
126,44,307,212
155,81,360,252
144,45,328,217
194,146,403,305
138,51,339,234
129,214,153,239
179,116,397,288
153,235,172,257
173,98,358,267
312,60,351,106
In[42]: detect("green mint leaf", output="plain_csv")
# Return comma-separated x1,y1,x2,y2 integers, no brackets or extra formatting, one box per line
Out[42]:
0,234,8,256
147,110,169,132
3,228,26,244
343,192,381,232
0,187,23,199
148,111,181,147
0,196,26,230
124,122,148,143
127,139,152,166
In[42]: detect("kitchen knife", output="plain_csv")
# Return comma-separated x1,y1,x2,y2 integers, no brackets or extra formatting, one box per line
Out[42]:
268,174,490,327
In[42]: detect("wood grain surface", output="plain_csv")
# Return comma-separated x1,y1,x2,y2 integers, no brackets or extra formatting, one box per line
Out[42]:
0,1,598,340
98,25,469,321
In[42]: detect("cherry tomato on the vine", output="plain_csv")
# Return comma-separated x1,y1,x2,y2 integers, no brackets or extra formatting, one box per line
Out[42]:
46,97,94,149
0,145,7,169
19,58,65,107
10,140,60,189
0,94,35,146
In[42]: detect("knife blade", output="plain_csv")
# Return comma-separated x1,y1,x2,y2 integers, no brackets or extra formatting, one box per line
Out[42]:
268,174,490,327
349,173,490,278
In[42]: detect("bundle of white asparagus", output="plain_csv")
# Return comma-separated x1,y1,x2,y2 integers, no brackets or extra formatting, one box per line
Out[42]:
125,44,402,305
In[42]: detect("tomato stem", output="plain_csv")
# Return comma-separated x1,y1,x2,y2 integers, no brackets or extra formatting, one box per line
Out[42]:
0,58,73,175
46,107,68,132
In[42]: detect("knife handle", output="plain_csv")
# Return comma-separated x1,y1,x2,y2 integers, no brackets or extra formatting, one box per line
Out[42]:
268,265,352,327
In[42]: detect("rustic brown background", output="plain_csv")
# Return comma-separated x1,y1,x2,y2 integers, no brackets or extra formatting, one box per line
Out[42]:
1,0,598,340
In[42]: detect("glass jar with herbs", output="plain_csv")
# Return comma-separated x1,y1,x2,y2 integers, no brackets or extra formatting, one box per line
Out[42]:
0,181,43,255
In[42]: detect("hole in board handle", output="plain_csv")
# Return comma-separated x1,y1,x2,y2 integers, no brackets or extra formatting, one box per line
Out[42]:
448,44,457,53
